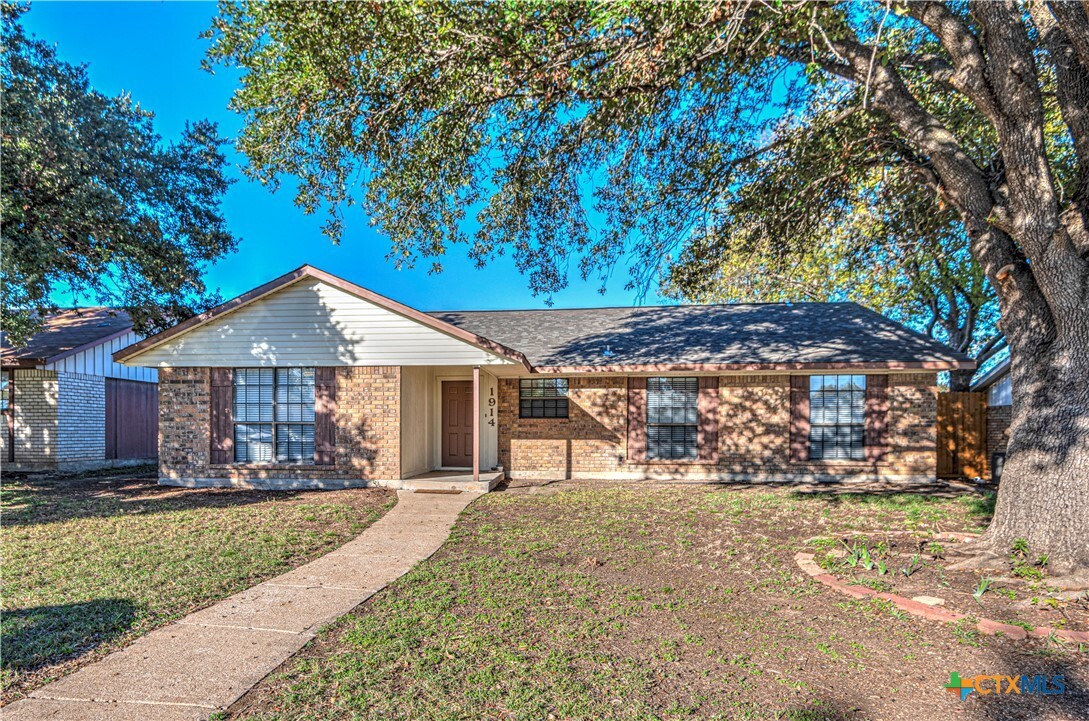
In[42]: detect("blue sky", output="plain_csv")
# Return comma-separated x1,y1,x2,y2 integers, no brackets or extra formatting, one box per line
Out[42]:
23,2,656,311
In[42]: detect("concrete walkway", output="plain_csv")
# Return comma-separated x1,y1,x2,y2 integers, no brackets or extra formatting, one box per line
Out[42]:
5,490,478,721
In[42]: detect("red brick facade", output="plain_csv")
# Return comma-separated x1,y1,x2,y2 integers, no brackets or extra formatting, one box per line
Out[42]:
158,368,939,486
498,373,938,482
158,366,400,485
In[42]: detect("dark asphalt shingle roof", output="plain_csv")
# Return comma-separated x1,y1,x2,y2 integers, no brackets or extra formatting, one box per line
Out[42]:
1,308,132,365
429,302,970,368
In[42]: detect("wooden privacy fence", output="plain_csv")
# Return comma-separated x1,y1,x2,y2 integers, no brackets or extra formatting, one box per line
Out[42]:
105,378,158,460
937,392,987,479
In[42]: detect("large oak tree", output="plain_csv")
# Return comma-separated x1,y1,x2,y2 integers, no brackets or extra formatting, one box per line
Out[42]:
2,3,236,346
207,1,1089,576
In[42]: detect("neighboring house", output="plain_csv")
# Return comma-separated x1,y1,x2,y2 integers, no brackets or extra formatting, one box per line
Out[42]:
971,356,1012,480
2,309,158,471
114,266,973,491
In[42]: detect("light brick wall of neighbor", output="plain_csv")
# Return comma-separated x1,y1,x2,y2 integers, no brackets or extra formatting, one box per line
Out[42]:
57,372,106,462
499,373,938,482
6,370,106,469
158,366,401,485
11,369,60,465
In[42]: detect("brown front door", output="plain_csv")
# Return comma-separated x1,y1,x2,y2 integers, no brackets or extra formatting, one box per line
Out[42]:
441,380,474,467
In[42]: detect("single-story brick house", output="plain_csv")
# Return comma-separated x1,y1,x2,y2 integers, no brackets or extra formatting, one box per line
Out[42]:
2,308,158,471
114,265,973,491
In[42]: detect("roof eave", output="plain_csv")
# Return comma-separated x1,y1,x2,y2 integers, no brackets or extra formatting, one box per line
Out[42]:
0,358,46,369
531,360,976,374
970,357,1010,391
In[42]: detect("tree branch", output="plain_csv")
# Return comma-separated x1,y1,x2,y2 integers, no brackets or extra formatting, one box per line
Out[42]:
906,2,1000,122
1045,1,1089,73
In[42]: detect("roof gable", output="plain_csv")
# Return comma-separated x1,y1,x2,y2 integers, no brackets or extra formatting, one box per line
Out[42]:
116,267,529,368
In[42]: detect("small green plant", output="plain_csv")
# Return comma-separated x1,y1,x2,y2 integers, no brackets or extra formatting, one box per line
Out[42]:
996,587,1017,600
876,560,888,576
857,576,894,592
1011,537,1030,559
1012,563,1044,581
859,546,876,571
973,577,992,605
1035,554,1049,568
902,554,922,577
927,541,945,557
953,618,983,647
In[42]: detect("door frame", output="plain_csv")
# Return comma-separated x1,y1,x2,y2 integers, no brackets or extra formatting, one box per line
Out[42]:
434,374,473,469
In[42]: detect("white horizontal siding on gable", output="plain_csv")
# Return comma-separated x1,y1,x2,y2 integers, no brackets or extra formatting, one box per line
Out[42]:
46,331,158,382
122,277,515,368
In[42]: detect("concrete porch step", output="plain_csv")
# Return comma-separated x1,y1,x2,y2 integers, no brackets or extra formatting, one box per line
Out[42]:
399,470,503,493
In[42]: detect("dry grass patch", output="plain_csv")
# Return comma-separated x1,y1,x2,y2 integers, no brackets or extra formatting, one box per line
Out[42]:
227,484,1087,721
1,470,394,703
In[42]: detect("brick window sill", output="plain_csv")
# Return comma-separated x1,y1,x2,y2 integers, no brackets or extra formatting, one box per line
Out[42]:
210,463,319,470
791,459,884,468
641,458,718,466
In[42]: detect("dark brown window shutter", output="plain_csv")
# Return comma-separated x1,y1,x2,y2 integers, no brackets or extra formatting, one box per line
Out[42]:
627,377,647,462
697,376,719,462
789,375,810,463
864,374,889,462
314,367,337,465
209,368,233,464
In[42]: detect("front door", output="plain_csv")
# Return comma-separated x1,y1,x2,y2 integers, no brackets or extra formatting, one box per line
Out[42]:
441,380,474,467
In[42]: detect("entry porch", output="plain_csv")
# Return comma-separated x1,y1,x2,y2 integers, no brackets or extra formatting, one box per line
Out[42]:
397,364,511,491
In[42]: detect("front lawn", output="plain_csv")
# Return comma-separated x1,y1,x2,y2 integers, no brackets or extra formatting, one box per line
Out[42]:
0,469,395,703
227,484,1088,720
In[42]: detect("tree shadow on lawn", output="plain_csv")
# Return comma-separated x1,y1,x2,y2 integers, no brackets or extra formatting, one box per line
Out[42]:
0,472,312,527
1,598,144,681
969,641,1089,719
784,488,997,525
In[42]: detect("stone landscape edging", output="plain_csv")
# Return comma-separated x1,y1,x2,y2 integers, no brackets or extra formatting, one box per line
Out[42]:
794,552,1089,645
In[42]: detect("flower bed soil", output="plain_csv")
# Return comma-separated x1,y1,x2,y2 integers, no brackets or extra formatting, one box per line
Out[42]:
801,532,1089,642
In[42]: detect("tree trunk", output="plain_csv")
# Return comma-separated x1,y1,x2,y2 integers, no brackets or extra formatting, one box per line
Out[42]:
976,325,1089,577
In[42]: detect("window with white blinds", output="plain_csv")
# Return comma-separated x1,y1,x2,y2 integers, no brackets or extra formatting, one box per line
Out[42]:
809,375,866,460
233,368,315,463
646,377,698,460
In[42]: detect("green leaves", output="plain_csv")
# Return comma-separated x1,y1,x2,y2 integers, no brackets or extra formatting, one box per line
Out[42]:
206,0,1025,361
1,4,236,346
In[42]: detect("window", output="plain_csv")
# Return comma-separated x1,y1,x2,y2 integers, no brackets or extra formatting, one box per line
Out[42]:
809,375,866,460
233,368,315,463
1,371,8,413
519,378,569,418
647,377,698,460
988,376,1012,407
